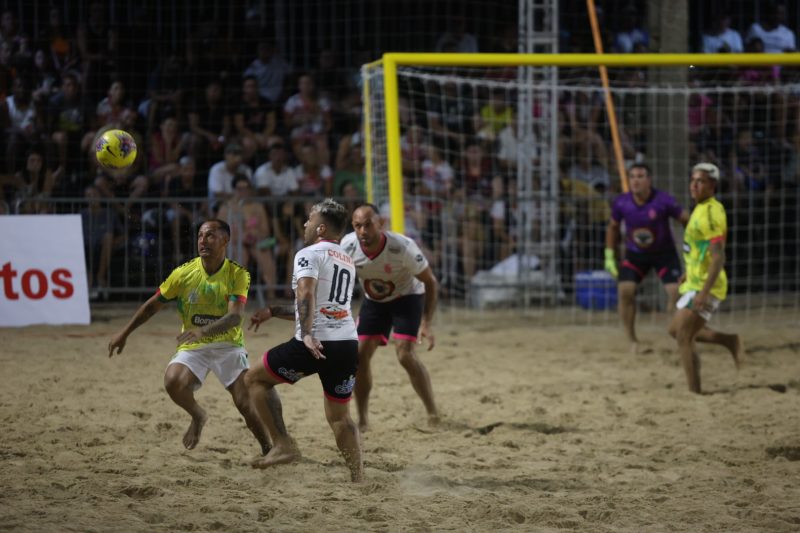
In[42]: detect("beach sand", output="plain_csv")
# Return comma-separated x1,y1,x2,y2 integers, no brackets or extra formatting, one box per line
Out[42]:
1,304,799,532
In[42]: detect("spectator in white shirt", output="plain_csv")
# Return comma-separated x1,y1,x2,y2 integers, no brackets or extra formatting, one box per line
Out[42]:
253,142,298,197
613,5,649,53
702,14,744,53
746,1,796,53
207,142,253,213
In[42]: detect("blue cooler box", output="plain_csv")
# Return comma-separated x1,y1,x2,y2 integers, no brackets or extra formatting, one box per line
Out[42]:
575,270,618,310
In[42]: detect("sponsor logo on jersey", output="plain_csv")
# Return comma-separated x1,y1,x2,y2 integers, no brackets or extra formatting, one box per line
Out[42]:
388,245,402,254
297,257,309,267
632,227,654,248
415,254,424,263
334,375,356,395
364,279,396,300
320,306,349,320
191,314,222,326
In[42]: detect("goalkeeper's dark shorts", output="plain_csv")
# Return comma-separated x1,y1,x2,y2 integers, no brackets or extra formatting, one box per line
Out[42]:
619,249,682,284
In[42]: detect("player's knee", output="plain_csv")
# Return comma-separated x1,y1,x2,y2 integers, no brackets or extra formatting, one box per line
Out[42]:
327,412,355,435
395,343,417,368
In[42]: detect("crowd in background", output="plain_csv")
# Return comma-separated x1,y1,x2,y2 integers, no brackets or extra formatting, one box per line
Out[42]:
0,1,796,298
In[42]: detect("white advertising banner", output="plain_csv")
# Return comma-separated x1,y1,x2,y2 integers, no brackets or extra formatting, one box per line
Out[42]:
0,215,91,326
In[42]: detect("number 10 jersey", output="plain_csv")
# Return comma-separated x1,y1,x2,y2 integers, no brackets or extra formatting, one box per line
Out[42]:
292,240,358,341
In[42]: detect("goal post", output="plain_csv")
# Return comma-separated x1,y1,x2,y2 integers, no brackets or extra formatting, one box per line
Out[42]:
368,52,800,234
362,52,800,319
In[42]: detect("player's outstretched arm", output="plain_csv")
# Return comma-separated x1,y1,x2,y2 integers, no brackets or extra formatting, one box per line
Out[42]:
108,293,164,357
296,276,324,359
249,304,296,332
415,267,438,351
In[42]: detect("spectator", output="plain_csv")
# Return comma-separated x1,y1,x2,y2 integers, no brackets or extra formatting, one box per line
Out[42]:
419,142,454,268
702,13,744,53
567,141,611,192
401,124,426,176
475,88,513,143
47,72,87,194
746,1,796,53
188,77,231,172
165,156,204,262
207,142,252,213
148,115,189,188
217,174,277,300
243,40,290,105
427,81,475,151
456,140,497,281
613,5,649,53
253,142,299,295
294,143,333,197
334,126,365,199
37,5,77,73
140,54,186,136
30,49,59,106
0,41,13,99
81,184,120,299
731,128,770,191
1,77,41,173
0,9,26,53
497,114,540,172
234,75,279,164
253,142,298,197
435,14,478,53
76,1,117,102
284,73,332,165
11,147,58,214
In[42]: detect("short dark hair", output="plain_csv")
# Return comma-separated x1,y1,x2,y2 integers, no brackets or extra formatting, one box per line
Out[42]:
202,219,231,237
628,162,651,176
313,198,349,237
231,173,250,188
354,202,381,217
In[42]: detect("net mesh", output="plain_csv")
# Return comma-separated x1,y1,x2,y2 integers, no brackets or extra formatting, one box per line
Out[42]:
362,61,800,323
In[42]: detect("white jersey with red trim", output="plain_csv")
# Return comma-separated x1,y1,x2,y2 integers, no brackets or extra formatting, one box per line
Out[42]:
292,240,358,341
340,231,428,302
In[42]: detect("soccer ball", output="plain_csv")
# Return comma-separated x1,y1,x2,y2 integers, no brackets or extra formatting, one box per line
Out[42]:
95,129,137,169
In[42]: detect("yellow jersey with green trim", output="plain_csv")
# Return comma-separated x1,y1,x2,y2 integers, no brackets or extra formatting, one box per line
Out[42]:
680,196,728,300
157,257,250,350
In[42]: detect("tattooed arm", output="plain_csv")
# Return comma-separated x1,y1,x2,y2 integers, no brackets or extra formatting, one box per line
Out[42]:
177,298,245,344
108,293,165,357
296,276,324,359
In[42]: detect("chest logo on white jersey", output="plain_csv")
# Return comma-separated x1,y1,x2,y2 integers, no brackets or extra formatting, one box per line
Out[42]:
364,279,396,300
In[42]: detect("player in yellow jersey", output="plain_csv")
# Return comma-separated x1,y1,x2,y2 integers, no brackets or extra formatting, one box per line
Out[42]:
108,220,272,453
668,163,743,393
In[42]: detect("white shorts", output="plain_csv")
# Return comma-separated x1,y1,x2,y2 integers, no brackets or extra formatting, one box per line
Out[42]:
676,291,721,321
168,342,249,389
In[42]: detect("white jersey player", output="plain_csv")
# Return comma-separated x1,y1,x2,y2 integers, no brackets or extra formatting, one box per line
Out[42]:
343,203,440,431
246,199,363,482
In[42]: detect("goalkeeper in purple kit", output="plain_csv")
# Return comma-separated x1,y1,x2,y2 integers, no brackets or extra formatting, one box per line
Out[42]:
605,164,690,353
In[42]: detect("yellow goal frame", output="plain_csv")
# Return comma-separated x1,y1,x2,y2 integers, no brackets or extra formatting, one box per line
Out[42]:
364,52,800,234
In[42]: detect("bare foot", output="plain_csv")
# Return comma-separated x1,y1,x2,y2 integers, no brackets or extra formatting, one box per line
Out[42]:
251,444,301,469
726,335,744,370
630,340,653,355
427,413,441,427
183,410,208,450
358,418,369,433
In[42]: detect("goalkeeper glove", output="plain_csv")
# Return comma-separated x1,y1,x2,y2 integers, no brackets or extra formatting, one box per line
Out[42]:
604,248,618,278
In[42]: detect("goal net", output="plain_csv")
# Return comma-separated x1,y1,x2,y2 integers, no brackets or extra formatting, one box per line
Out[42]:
362,54,800,324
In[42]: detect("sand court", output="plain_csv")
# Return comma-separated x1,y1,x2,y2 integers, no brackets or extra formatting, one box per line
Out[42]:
1,304,799,531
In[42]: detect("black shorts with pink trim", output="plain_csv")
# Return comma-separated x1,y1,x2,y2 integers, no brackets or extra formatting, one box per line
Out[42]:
619,249,682,284
356,294,424,346
263,338,358,403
